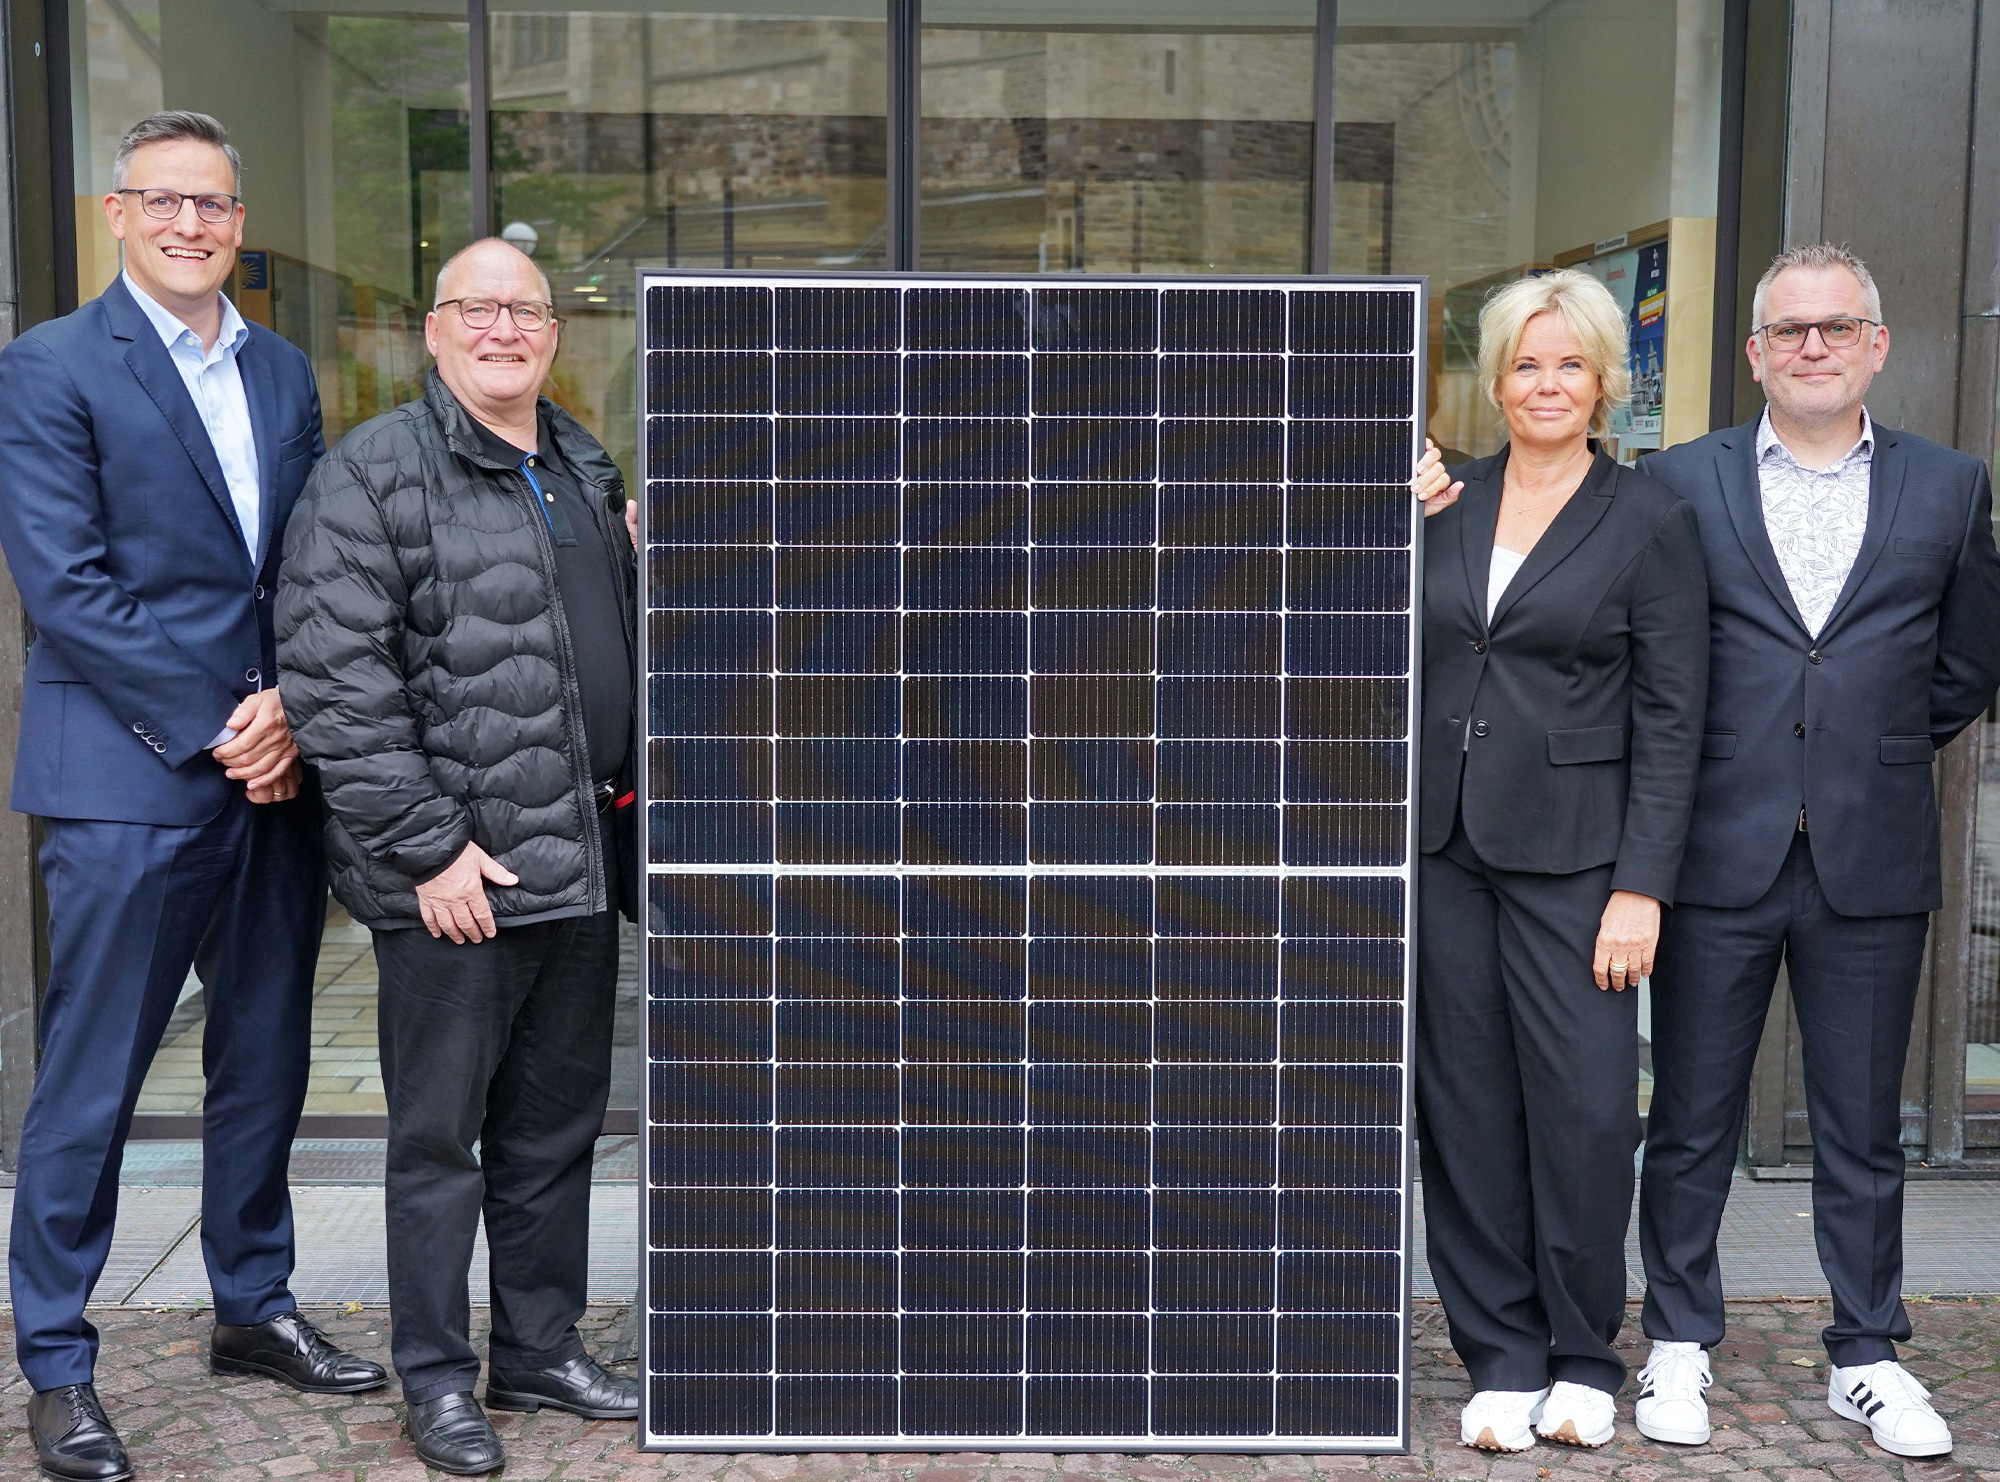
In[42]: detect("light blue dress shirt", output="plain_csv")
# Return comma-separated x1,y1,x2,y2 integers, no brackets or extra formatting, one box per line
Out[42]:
123,273,264,746
122,271,262,558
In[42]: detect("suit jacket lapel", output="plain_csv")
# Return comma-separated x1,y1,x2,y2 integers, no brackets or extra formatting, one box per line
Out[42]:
1488,450,1616,630
104,279,251,562
1458,459,1502,635
1818,426,1905,636
237,335,281,571
1716,421,1809,636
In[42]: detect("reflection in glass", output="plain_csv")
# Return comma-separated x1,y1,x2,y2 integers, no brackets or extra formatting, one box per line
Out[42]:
1971,714,2000,1145
489,1,889,480
70,0,472,441
1334,0,1723,463
919,1,1317,275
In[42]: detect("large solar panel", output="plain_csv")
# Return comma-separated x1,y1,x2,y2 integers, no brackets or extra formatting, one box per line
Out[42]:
637,274,1422,1452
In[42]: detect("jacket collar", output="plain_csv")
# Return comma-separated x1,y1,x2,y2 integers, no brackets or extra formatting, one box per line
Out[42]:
1459,443,1618,632
1712,411,1904,639
423,366,623,500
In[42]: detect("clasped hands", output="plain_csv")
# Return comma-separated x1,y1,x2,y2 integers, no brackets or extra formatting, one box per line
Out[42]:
211,688,302,804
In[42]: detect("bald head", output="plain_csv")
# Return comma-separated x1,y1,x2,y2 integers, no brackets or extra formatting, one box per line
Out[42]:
433,237,551,308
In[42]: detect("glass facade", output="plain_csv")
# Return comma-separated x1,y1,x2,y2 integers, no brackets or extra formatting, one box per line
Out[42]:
59,0,1732,1127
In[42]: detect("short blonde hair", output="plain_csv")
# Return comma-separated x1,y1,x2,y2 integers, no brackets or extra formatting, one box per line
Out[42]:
1477,268,1632,440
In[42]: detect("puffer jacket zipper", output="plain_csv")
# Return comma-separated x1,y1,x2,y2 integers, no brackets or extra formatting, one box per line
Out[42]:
511,454,606,916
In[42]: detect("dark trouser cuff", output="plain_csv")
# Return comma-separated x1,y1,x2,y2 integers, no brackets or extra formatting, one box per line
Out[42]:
402,1368,482,1406
488,1327,586,1375
1825,1338,1900,1369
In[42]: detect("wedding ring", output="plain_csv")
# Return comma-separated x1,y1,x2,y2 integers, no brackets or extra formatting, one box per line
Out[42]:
1609,960,1629,970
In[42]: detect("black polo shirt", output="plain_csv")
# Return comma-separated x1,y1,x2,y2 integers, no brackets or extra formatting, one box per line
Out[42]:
473,413,632,788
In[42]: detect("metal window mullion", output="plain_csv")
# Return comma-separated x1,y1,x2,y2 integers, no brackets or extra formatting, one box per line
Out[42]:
469,0,493,242
1307,0,1338,275
887,0,922,270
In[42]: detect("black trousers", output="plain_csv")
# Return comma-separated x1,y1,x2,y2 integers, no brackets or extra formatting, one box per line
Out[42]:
1640,830,1928,1365
374,907,621,1403
1416,829,1639,1395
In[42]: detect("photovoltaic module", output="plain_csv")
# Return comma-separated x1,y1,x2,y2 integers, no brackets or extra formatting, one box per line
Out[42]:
637,274,1422,1452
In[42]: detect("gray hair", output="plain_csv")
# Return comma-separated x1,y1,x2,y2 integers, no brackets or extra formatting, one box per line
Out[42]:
1752,242,1883,328
433,238,554,309
112,111,242,194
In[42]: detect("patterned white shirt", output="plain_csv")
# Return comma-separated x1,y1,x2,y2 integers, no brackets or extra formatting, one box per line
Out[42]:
1756,407,1874,636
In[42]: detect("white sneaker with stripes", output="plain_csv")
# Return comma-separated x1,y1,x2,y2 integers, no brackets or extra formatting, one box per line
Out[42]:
1634,1340,1712,1445
1828,1360,1953,1458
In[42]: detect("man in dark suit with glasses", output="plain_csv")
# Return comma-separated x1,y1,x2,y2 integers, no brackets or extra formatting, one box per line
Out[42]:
0,110,385,1482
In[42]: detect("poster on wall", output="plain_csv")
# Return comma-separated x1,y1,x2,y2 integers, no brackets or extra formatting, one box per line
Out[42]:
1576,237,1667,464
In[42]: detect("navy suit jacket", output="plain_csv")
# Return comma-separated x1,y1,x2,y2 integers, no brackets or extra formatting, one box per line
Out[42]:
0,276,325,825
1639,417,2000,916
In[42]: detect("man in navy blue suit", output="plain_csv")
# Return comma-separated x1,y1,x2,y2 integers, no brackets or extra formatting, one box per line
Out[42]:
0,112,383,1482
1630,245,2000,1460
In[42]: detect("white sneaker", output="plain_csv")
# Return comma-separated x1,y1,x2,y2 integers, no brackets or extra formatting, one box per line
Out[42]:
1535,1379,1616,1447
1634,1340,1712,1445
1460,1387,1548,1451
1828,1360,1953,1458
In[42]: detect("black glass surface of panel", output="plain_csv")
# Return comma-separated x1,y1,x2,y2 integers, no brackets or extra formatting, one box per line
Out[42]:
903,1128,1025,1190
775,613,900,675
650,479,773,542
905,548,1027,611
1159,484,1284,546
906,288,1029,350
650,936,773,999
774,482,898,545
903,1251,1025,1310
1154,1251,1275,1312
651,1127,771,1188
649,609,772,673
1161,289,1285,352
649,873,771,937
1029,939,1153,1000
1030,740,1155,802
905,353,1029,417
773,1127,900,1188
647,285,770,349
903,482,1029,546
1030,483,1156,546
773,739,898,800
902,1377,1024,1435
903,613,1026,675
643,278,1418,1450
651,417,771,480
775,285,898,350
1029,613,1153,675
775,354,898,416
1032,354,1157,418
773,938,899,1000
1156,613,1281,676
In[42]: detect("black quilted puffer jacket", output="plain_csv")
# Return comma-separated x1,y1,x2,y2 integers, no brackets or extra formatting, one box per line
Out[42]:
276,367,634,929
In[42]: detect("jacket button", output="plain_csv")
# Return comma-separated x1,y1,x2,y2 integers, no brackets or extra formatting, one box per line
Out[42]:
1794,723,1806,738
133,722,145,735
254,584,266,600
153,742,166,754
1471,639,1487,654
1472,721,1490,737
246,668,261,683
1808,649,1823,664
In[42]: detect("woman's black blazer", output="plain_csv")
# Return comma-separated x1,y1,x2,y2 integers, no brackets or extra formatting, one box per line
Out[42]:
1420,446,1709,902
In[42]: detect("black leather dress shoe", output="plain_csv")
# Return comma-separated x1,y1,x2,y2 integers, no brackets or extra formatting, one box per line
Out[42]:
210,1311,388,1393
486,1353,639,1420
27,1384,131,1482
408,1391,505,1475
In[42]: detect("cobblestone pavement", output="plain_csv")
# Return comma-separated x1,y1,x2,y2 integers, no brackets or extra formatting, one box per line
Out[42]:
1,1300,1994,1480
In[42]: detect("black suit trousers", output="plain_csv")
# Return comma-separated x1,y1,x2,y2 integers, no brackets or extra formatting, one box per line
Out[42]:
374,906,620,1403
1640,831,1927,1364
1416,827,1639,1395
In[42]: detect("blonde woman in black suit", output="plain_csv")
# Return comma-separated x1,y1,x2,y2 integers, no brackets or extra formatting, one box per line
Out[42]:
1405,271,1708,1453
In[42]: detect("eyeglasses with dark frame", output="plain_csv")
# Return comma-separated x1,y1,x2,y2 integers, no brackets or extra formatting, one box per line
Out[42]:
118,188,240,224
1754,317,1881,351
436,298,559,332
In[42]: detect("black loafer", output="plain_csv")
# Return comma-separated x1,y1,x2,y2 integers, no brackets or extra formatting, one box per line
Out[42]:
409,1391,505,1475
486,1353,639,1420
27,1384,131,1482
210,1311,388,1393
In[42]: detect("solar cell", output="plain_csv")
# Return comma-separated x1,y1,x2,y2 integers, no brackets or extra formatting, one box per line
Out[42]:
639,274,1421,1452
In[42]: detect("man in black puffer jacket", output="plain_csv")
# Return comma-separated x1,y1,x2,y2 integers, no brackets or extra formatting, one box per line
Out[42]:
277,238,638,1475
